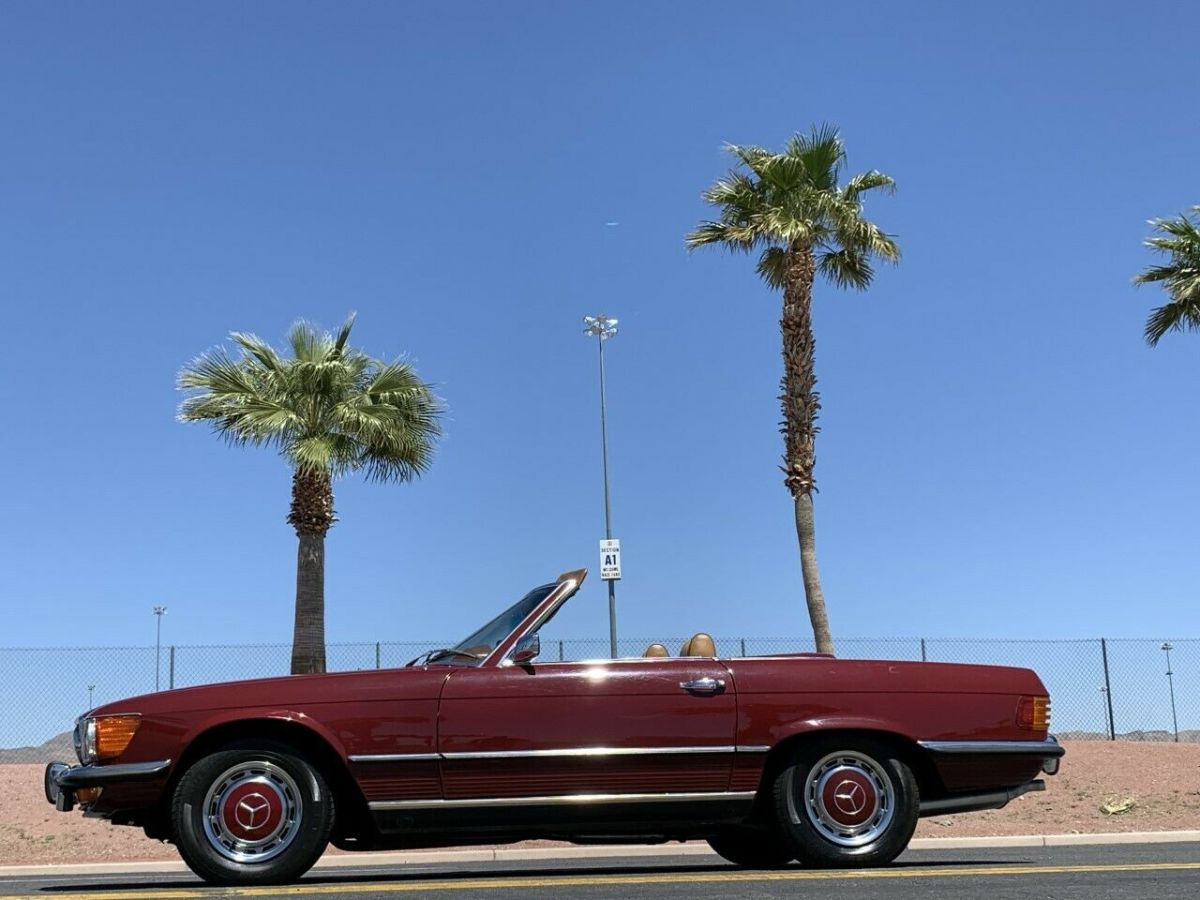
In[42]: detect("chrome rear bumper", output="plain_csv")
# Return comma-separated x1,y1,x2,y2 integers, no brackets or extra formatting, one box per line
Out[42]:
918,736,1063,774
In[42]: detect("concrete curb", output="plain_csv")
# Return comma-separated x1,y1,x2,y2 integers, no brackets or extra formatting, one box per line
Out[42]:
2,831,1199,879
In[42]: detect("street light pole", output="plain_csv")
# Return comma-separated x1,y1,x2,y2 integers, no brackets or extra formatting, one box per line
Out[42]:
584,315,619,659
87,684,95,710
153,606,167,691
1162,642,1179,743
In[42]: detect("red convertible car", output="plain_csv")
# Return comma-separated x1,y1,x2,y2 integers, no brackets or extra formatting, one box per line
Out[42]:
45,569,1062,885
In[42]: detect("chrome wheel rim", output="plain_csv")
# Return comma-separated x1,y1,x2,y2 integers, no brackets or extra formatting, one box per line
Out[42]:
201,760,303,864
788,750,895,848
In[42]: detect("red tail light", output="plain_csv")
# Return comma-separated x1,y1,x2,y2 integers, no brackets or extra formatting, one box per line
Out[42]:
1017,696,1050,731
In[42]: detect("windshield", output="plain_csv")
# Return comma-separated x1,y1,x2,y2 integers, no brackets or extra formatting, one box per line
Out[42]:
450,583,557,657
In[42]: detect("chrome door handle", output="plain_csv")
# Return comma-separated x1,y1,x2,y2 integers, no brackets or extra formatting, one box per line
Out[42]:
680,677,725,694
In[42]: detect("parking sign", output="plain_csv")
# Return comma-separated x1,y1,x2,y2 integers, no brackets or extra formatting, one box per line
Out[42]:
599,539,622,581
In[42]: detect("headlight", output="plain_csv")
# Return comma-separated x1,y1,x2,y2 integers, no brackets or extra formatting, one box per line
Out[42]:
77,718,97,765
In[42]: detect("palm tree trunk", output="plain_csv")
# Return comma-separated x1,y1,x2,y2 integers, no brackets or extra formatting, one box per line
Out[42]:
291,532,326,674
781,242,834,654
288,469,334,674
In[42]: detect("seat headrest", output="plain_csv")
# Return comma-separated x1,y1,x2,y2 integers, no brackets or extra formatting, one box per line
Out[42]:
680,633,716,657
643,643,670,658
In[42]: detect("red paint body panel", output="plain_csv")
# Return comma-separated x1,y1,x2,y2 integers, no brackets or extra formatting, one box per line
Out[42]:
438,660,737,797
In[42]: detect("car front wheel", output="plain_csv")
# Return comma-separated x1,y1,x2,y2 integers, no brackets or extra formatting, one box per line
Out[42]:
771,737,918,868
170,741,334,885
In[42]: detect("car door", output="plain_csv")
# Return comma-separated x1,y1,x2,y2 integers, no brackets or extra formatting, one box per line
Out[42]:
437,656,738,802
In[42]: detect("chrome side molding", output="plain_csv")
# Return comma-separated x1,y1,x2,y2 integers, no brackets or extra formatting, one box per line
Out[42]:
368,790,757,811
347,753,441,763
350,745,772,763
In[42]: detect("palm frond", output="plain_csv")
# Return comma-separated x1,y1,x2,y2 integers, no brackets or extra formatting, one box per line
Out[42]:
726,143,773,178
686,221,760,253
785,124,845,191
332,313,357,357
1144,298,1200,346
817,248,875,290
843,170,896,202
756,247,789,290
229,333,285,376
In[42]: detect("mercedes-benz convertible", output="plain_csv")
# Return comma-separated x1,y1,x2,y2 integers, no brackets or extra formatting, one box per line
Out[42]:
45,569,1063,885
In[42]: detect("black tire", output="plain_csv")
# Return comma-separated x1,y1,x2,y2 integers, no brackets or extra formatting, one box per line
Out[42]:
707,826,795,868
771,736,918,868
170,740,334,886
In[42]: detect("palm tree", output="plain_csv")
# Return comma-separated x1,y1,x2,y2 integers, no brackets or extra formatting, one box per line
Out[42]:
1134,206,1200,346
687,126,899,654
178,316,443,674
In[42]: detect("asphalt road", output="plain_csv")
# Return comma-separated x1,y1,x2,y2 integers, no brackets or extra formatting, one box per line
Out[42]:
2,843,1199,899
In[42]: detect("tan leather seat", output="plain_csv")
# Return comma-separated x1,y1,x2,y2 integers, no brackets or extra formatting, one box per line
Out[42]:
679,633,717,657
643,643,670,658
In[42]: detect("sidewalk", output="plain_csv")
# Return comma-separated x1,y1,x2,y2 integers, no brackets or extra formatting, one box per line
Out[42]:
2,831,1198,879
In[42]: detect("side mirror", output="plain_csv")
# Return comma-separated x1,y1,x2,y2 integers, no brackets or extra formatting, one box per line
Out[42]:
511,633,540,665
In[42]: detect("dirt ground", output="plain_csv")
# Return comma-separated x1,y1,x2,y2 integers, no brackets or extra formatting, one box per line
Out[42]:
2,741,1198,866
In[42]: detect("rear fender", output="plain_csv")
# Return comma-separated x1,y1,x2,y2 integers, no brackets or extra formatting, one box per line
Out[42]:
771,715,918,743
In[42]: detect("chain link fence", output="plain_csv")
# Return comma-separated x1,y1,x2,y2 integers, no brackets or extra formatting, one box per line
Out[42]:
2,637,1196,762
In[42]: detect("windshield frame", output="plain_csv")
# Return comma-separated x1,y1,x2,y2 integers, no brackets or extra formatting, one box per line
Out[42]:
482,569,587,667
410,570,586,669
445,584,557,662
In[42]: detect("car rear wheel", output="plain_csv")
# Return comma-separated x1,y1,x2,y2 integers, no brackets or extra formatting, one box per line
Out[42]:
707,826,795,868
170,741,334,885
771,737,918,868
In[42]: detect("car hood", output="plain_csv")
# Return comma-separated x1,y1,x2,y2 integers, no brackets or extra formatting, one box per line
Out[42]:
89,665,449,718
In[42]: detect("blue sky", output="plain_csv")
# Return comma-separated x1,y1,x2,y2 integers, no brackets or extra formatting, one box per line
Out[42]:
1,0,1198,652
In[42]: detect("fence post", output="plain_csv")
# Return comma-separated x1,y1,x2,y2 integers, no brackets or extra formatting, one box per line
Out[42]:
920,638,927,662
558,640,564,662
169,646,176,690
375,642,381,670
740,638,747,657
1100,638,1116,740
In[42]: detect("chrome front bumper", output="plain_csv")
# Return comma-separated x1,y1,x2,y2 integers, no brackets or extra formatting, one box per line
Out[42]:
44,760,171,812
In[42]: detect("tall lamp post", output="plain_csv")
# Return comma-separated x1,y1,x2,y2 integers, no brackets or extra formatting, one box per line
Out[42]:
583,315,620,659
1162,642,1179,743
153,606,167,691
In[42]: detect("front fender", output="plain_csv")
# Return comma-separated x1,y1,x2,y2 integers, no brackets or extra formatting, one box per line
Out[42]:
178,708,350,765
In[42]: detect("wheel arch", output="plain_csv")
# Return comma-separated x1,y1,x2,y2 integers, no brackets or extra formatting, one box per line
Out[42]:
163,716,369,838
753,728,943,814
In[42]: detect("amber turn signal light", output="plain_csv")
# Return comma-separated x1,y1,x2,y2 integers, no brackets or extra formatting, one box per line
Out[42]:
1016,696,1050,731
95,715,141,760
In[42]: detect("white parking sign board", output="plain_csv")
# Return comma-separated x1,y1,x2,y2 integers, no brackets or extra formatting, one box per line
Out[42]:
599,539,622,581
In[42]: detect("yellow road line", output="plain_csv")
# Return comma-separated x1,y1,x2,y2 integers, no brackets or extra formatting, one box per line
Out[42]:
6,860,1200,899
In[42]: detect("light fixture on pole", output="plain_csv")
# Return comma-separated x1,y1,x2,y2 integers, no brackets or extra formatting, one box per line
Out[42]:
153,606,168,692
583,314,620,659
1162,642,1179,743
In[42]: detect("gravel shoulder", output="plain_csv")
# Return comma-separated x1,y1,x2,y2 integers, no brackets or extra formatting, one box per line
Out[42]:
2,741,1197,866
